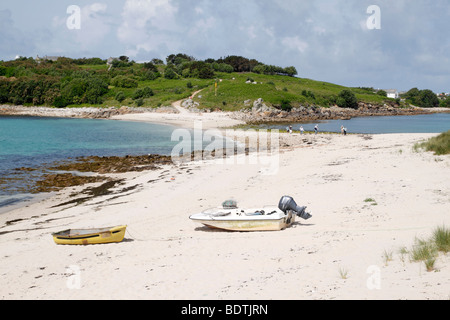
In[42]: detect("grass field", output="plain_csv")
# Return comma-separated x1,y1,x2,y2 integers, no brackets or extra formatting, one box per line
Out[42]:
73,62,396,111
193,72,391,111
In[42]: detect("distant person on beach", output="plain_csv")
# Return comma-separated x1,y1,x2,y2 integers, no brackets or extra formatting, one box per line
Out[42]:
343,127,347,136
341,126,344,135
314,125,319,135
300,126,304,135
289,125,293,134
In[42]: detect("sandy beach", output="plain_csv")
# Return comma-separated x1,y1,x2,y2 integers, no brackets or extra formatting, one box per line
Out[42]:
0,109,449,301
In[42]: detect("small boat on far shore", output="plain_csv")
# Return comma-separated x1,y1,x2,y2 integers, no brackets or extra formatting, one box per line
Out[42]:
52,225,127,245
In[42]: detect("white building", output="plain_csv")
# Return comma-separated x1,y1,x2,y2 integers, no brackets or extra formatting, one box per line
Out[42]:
385,89,399,99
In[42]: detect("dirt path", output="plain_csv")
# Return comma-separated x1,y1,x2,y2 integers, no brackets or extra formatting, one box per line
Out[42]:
171,89,204,114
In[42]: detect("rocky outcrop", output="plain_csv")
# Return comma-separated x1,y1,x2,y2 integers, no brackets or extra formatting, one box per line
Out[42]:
181,98,201,112
252,98,278,113
232,99,447,124
0,105,178,119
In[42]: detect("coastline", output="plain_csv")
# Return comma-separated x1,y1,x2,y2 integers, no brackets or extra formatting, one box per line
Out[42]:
1,103,450,126
0,106,449,300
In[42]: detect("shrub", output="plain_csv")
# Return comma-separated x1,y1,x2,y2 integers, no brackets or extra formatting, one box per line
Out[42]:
280,99,292,112
53,95,69,108
440,97,450,108
142,70,160,81
132,87,154,100
115,91,126,103
301,90,315,99
59,77,108,105
377,90,387,97
135,98,144,107
337,89,358,109
164,67,178,79
111,76,138,88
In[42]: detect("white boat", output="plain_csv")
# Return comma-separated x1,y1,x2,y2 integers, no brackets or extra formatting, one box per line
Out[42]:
190,196,312,232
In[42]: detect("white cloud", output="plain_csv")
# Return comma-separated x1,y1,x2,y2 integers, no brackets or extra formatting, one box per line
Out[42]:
281,36,308,54
118,0,179,54
0,0,449,92
78,3,110,47
48,3,111,53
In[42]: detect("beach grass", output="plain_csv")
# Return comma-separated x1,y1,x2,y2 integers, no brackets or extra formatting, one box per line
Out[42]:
433,225,450,253
364,198,378,206
382,250,393,266
414,130,450,155
408,225,450,272
338,267,349,280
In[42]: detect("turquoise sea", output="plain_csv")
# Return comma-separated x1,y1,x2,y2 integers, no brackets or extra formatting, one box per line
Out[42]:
0,116,181,211
0,113,449,212
261,113,450,134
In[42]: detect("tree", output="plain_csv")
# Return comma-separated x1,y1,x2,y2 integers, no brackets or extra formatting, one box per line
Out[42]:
337,89,358,109
221,55,259,72
417,89,439,108
404,88,420,105
440,97,450,108
143,62,158,72
166,53,195,66
164,67,178,79
283,66,298,77
151,58,164,65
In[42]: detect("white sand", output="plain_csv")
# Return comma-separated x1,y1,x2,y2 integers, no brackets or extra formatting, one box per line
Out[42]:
0,111,449,300
111,111,245,130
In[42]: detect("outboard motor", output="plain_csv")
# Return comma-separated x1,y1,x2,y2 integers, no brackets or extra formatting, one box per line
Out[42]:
278,196,312,220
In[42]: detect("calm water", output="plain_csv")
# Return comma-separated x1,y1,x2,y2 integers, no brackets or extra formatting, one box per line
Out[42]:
263,113,450,134
0,116,182,210
0,113,449,212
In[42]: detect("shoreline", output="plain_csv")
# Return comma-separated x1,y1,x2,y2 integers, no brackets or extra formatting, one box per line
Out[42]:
0,106,449,300
1,104,450,127
0,131,449,300
0,104,448,215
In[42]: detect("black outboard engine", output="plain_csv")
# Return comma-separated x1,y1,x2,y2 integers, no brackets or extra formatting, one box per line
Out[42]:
278,196,312,220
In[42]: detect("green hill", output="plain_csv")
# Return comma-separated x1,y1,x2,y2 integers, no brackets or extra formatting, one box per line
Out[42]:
0,55,400,111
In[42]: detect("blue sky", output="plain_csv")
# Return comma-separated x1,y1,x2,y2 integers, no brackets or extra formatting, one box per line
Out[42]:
1,0,449,93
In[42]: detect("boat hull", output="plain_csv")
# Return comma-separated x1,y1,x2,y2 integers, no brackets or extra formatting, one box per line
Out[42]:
52,225,127,245
190,209,295,232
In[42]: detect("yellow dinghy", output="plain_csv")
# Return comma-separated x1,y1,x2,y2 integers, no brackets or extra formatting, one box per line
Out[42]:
52,225,127,245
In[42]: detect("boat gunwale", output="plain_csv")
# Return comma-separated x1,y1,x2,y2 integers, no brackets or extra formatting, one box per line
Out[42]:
189,216,288,223
51,226,126,239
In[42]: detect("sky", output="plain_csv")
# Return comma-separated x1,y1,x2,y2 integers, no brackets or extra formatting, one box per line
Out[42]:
0,0,449,93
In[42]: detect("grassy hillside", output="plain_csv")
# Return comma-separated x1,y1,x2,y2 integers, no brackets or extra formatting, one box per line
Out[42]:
194,72,390,111
0,56,398,111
